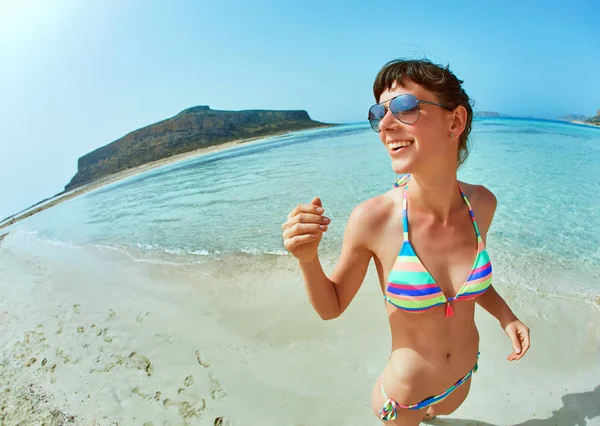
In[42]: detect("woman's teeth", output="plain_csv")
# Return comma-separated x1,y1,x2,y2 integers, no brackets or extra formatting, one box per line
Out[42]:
387,141,413,150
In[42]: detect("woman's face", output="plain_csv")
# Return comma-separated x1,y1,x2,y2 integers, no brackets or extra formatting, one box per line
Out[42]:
376,79,456,175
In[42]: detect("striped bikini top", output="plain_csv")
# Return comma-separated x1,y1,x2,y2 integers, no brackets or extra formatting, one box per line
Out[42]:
384,175,492,317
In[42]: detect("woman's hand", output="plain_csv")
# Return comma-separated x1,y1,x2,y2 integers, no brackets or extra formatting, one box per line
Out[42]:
504,319,530,361
282,197,330,263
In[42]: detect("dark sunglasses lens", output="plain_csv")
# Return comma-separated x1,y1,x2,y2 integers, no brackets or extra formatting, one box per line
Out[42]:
390,95,419,124
368,104,385,132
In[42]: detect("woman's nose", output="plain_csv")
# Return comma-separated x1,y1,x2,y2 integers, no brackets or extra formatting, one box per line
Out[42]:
378,108,399,131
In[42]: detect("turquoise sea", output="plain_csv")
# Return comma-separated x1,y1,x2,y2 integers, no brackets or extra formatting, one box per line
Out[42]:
6,117,600,321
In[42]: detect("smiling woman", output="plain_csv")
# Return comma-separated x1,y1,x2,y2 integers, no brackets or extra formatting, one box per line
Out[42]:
282,58,530,425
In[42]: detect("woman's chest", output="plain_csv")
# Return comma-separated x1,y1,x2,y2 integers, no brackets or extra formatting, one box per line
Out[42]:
372,212,480,296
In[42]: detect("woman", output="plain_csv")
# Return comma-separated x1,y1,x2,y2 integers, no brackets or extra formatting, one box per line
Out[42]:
281,59,530,425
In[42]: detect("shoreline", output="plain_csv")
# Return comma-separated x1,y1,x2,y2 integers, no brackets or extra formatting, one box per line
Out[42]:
0,125,334,232
570,119,600,127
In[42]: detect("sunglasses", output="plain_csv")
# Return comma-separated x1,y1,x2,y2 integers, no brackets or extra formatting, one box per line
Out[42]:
368,94,453,132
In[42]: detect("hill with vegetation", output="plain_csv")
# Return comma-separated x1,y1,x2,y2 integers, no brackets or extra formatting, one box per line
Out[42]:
559,114,589,121
560,110,600,126
65,106,332,190
585,109,600,125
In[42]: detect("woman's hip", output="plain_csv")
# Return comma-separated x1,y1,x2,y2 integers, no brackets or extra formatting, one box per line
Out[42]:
371,352,480,422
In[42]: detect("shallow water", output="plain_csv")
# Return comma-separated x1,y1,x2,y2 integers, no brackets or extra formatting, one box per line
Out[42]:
9,118,599,322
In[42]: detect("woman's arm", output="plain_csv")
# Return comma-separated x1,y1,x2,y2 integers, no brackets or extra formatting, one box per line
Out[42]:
473,185,530,360
475,286,518,329
469,186,510,325
288,199,374,320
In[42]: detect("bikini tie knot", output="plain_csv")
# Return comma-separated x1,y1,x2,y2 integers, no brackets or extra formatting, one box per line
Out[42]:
379,397,398,421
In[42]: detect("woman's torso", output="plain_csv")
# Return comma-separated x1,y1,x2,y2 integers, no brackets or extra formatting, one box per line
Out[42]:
367,180,490,399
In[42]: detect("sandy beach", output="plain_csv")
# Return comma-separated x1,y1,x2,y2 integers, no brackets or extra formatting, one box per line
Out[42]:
569,120,600,128
1,229,599,425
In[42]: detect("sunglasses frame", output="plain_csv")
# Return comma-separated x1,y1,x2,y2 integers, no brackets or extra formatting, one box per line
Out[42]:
368,94,454,132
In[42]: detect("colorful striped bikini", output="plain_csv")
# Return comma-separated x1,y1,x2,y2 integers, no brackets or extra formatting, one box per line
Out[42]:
384,174,492,317
378,175,491,420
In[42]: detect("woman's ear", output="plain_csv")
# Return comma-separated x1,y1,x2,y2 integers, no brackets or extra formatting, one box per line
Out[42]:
450,105,468,138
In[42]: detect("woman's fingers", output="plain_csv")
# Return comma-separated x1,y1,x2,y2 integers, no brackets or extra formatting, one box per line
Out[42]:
282,222,328,239
514,327,530,360
520,327,531,355
282,212,330,229
283,233,320,251
287,203,325,221
505,322,530,361
506,327,521,359
282,199,329,259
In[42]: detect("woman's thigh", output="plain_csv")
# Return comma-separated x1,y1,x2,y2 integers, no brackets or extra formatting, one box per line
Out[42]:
428,376,472,416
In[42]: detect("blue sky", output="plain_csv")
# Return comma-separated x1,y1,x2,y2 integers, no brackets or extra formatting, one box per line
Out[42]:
1,0,599,219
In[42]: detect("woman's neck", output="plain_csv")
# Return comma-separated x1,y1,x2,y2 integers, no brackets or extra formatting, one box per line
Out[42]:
408,168,463,223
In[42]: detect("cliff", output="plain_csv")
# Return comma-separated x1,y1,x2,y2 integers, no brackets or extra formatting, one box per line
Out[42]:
585,109,600,125
562,109,600,126
65,106,332,190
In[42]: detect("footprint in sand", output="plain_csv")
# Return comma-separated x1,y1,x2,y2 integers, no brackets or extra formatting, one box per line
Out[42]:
101,328,113,343
156,333,175,344
136,312,150,323
108,309,117,319
133,374,207,421
13,330,50,364
128,352,153,376
179,400,205,420
56,348,71,364
131,388,164,403
73,304,81,314
214,417,233,426
37,360,56,373
90,326,113,342
162,398,206,420
91,352,153,376
195,349,210,368
209,373,227,401
177,384,204,401
132,387,154,401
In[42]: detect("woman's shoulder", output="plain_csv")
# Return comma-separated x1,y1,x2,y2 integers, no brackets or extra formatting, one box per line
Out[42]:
458,181,498,233
458,181,497,207
348,189,399,229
